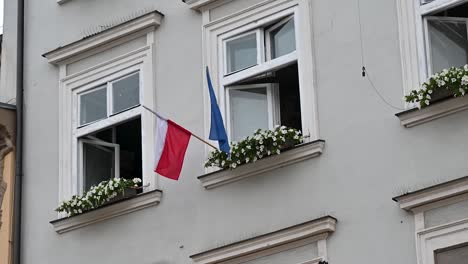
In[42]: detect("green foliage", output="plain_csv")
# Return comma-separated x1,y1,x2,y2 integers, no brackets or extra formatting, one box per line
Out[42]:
205,126,303,169
56,178,142,217
405,65,468,108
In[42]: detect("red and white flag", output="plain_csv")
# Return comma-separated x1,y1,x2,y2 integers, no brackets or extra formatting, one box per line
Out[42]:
154,116,191,180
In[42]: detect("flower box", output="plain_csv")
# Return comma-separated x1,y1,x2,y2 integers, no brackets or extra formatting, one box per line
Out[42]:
396,96,468,128
198,140,325,189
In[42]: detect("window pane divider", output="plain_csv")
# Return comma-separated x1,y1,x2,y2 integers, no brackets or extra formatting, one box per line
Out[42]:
222,51,298,86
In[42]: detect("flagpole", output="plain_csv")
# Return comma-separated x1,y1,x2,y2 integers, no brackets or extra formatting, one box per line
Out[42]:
141,105,219,151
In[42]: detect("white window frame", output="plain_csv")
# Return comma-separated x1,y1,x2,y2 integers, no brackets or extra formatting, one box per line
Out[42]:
78,138,120,194
223,30,263,76
203,0,319,155
423,16,468,76
396,0,468,97
52,37,157,207
77,71,141,127
394,176,468,264
190,216,336,264
265,15,296,61
225,83,280,140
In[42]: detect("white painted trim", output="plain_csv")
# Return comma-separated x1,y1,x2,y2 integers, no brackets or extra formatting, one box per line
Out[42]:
222,51,298,86
417,218,468,264
396,96,468,128
198,141,325,189
393,176,468,212
396,0,423,99
225,83,280,140
190,216,336,264
202,0,319,165
43,12,163,65
51,190,162,234
57,42,157,206
396,0,468,101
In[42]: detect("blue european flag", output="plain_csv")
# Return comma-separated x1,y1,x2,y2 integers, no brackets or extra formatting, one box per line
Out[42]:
206,67,231,154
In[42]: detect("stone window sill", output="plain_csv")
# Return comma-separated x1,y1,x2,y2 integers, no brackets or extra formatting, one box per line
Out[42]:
198,140,325,189
396,96,468,128
50,189,162,234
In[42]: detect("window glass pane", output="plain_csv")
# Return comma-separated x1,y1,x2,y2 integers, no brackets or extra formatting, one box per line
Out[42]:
112,73,140,114
226,33,258,74
435,243,468,264
427,18,468,74
83,142,114,190
270,18,296,59
80,86,107,126
230,87,269,141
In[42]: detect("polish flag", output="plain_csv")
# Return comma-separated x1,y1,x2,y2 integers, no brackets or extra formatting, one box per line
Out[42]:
154,116,191,180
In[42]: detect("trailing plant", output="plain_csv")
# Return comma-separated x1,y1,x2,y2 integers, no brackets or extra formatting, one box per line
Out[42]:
205,126,303,170
405,65,468,109
56,178,142,217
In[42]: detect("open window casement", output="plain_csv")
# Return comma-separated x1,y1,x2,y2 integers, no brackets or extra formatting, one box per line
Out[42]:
78,137,120,193
424,16,468,76
216,7,307,143
226,84,280,142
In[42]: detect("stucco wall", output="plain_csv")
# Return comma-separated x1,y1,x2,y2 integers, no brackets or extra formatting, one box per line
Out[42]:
6,0,468,263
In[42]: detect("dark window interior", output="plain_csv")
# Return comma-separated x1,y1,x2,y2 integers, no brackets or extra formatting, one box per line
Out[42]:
433,3,468,17
232,62,302,131
82,118,142,192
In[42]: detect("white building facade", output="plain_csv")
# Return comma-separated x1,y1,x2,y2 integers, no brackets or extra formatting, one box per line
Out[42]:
2,0,468,263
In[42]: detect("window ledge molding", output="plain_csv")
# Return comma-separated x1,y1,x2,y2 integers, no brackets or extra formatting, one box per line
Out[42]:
198,140,325,189
50,190,162,234
183,0,221,10
42,11,163,65
395,96,468,128
393,176,468,212
190,216,336,264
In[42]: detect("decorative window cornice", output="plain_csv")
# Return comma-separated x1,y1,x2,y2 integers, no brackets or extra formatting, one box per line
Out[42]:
42,11,164,65
190,216,337,264
183,0,222,10
393,175,468,211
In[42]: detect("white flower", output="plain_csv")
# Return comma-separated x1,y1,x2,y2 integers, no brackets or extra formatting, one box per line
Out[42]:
276,149,281,155
426,94,431,100
245,158,250,163
246,145,251,150
460,88,466,96
294,135,299,140
425,100,430,105
114,183,119,188
462,76,468,85
109,186,114,191
237,160,241,164
452,78,457,83
428,90,433,94
273,137,277,141
133,178,141,183
221,160,225,166
241,148,245,153
231,163,237,169
273,142,277,146
267,151,271,155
